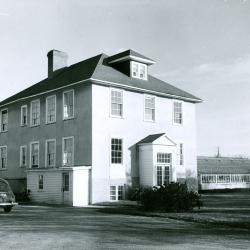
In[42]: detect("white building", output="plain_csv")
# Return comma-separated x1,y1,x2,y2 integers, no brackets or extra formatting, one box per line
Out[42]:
0,49,201,206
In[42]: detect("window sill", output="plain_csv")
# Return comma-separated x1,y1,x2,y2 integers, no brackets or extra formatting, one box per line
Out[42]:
63,116,75,121
20,124,28,127
110,115,124,119
143,119,155,123
30,124,40,128
0,130,8,133
45,121,56,125
0,168,7,171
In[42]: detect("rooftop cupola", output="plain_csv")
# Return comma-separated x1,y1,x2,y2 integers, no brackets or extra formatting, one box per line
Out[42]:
107,49,155,80
47,49,68,78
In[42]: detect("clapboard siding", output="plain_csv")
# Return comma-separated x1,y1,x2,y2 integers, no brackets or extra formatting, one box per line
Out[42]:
139,145,153,186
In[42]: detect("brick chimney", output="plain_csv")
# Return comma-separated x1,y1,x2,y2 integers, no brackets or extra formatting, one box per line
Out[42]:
47,50,68,78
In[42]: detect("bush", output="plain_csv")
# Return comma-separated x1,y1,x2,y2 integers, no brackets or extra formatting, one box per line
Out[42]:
136,183,202,212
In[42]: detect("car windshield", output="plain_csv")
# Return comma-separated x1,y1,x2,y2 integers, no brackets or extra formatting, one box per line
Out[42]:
0,180,10,192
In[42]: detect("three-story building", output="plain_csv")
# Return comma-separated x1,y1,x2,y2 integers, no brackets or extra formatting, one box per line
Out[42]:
0,49,201,206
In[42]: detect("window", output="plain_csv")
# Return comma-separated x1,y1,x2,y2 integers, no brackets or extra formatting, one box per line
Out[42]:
111,89,123,117
38,175,43,190
173,101,183,125
156,153,171,186
63,90,74,119
111,138,123,164
20,145,27,167
46,95,56,124
201,175,216,184
62,173,69,191
0,146,7,169
0,109,8,132
20,105,28,126
110,185,124,201
177,143,184,166
30,142,39,168
131,61,147,80
217,175,230,183
62,137,74,166
45,139,56,167
144,95,155,121
30,100,40,126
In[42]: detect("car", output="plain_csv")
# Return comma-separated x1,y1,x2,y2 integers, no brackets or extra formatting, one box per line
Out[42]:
0,178,18,213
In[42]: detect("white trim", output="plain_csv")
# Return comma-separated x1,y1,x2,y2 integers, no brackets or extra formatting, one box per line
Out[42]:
91,78,201,103
30,99,40,127
20,105,28,126
110,136,124,166
45,95,57,124
108,55,155,65
0,145,7,169
143,94,156,122
131,61,148,80
30,141,39,168
62,136,74,166
63,89,75,120
45,139,56,168
110,88,124,119
172,100,183,126
109,184,124,201
20,145,27,167
0,108,8,132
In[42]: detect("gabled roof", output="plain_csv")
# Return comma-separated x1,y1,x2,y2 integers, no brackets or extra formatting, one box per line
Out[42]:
137,133,165,144
197,156,250,174
0,50,202,107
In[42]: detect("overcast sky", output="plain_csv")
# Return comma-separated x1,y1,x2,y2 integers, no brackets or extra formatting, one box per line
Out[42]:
0,0,250,157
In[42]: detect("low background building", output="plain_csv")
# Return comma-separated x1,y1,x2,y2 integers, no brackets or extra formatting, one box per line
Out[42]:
198,156,250,191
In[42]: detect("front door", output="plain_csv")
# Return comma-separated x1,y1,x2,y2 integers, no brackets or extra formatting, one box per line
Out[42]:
62,172,70,204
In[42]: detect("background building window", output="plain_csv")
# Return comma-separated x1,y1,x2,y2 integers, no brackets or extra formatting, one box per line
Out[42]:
111,138,123,164
144,96,155,121
174,101,183,124
110,185,124,201
0,109,8,132
21,105,27,126
20,146,27,167
38,175,43,190
63,90,74,119
0,146,7,169
46,95,56,123
30,142,39,168
31,100,40,126
46,140,56,167
111,90,123,117
63,137,74,166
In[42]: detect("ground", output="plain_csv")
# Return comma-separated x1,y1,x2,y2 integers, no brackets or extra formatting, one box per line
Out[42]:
0,192,249,250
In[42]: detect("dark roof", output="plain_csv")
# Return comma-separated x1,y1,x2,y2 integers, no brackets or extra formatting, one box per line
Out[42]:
0,50,202,107
107,49,155,64
137,133,165,144
198,156,250,175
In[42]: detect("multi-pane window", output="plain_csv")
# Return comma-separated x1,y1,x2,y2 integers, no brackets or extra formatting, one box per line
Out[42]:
217,175,231,183
111,138,123,164
131,61,147,80
144,95,155,121
201,175,216,184
30,100,40,126
0,109,8,132
46,139,56,167
20,105,27,126
174,101,183,124
177,143,184,166
62,137,74,166
156,153,171,186
38,175,43,190
62,173,69,191
63,90,74,119
20,145,27,167
110,185,124,201
111,90,123,117
46,95,56,124
0,146,7,169
30,142,39,168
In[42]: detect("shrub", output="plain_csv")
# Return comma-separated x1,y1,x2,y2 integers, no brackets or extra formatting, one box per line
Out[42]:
137,183,202,212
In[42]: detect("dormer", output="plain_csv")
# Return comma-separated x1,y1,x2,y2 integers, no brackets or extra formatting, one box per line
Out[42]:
107,49,155,80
